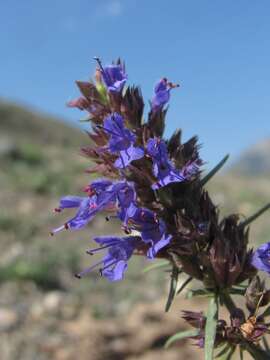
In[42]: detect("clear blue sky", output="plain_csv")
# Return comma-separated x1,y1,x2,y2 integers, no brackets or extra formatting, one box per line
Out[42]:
1,0,270,167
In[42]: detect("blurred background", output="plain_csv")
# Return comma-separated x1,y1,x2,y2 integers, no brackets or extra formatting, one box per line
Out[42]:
0,1,270,359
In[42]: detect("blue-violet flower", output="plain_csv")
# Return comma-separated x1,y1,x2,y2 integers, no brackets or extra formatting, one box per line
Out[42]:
95,57,127,93
251,242,270,274
147,137,199,189
103,113,144,168
151,78,179,111
76,236,142,281
127,206,172,259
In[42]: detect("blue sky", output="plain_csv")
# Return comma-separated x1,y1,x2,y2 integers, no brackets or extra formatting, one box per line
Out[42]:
1,0,270,167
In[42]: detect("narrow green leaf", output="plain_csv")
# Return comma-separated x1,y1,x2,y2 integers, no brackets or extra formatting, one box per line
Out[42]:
176,276,193,295
165,329,200,348
261,304,270,318
142,260,170,273
245,343,270,360
215,344,231,358
205,295,218,360
239,203,270,228
239,347,244,360
186,288,212,299
262,336,270,351
215,346,235,360
200,154,229,186
165,266,179,312
228,287,246,296
224,347,236,360
79,117,91,122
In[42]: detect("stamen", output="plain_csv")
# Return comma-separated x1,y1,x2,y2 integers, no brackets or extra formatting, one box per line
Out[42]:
168,82,180,89
124,149,130,160
54,208,62,213
119,153,125,168
93,57,104,72
50,224,66,236
96,124,120,138
122,225,131,234
75,259,104,278
99,260,119,275
86,244,111,255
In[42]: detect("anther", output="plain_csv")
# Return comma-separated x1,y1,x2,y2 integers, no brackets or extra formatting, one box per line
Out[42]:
93,57,104,71
64,223,69,230
54,208,62,213
49,231,54,236
74,273,81,279
168,82,180,89
86,250,94,255
122,226,131,234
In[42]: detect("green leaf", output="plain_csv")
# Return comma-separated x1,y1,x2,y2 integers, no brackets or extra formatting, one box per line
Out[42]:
165,266,179,312
165,329,200,348
228,287,246,296
215,344,231,358
205,295,218,360
223,347,236,360
142,260,170,273
239,348,244,360
200,154,229,186
215,344,236,359
245,343,270,360
263,337,270,351
176,276,193,295
186,288,212,299
239,203,270,228
261,304,270,318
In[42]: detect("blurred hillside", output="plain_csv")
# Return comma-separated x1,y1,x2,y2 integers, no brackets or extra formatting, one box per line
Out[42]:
229,138,270,176
0,100,165,307
0,100,269,360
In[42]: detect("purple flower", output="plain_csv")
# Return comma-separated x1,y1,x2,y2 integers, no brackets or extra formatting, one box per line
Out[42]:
51,180,138,235
127,206,172,259
76,236,142,281
147,137,200,189
151,78,179,111
51,179,115,234
95,57,127,93
251,242,270,274
112,181,137,224
103,113,144,168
